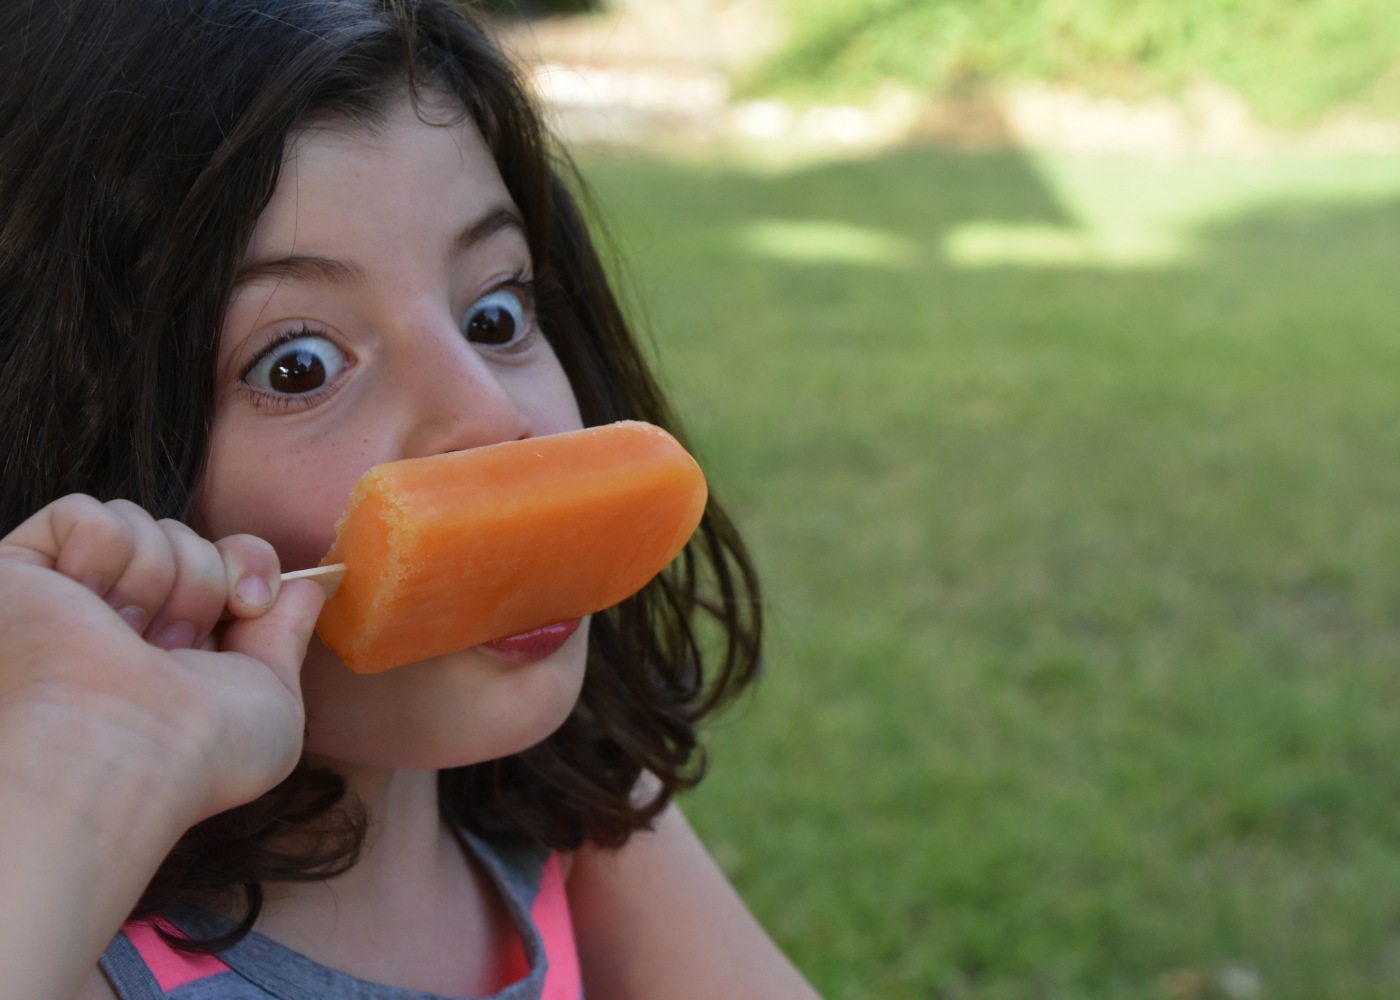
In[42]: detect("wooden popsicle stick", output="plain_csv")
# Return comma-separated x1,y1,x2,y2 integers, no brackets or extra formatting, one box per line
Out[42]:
281,563,346,600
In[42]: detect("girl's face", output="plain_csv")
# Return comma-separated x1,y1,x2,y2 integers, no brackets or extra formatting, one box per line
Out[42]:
196,92,588,771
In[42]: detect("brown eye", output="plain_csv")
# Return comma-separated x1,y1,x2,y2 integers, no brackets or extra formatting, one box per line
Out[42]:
462,288,527,346
270,348,325,393
244,334,347,396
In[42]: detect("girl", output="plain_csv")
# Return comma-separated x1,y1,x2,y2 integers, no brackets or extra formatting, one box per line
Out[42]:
0,1,821,997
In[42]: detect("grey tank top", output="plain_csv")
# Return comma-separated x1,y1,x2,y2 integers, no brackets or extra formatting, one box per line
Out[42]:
98,829,582,1000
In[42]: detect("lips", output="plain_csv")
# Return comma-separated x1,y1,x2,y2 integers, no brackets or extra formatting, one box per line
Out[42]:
480,618,582,663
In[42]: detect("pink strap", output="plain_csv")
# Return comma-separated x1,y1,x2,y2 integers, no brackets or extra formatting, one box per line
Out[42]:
122,920,231,993
534,853,582,1000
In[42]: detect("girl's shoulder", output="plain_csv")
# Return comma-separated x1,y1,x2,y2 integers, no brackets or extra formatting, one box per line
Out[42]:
98,833,580,1000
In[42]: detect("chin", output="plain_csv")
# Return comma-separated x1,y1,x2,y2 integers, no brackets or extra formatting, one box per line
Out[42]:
297,624,590,771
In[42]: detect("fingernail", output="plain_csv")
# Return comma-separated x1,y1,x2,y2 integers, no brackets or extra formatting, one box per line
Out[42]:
153,621,197,651
79,575,104,595
235,573,272,609
117,606,147,633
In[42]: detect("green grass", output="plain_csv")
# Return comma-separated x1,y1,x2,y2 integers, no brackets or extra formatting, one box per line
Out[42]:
748,0,1400,125
577,144,1400,998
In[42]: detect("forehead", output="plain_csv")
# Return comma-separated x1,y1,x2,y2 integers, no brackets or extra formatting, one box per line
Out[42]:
247,90,510,256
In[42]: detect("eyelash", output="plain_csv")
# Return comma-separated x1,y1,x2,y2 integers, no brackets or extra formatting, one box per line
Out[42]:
501,269,534,300
236,324,343,412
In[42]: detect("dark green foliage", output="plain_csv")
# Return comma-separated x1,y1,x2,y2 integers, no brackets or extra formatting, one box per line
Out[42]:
475,0,599,17
751,0,1400,124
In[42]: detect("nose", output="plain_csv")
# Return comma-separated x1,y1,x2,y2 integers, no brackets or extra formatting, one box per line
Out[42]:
393,331,533,459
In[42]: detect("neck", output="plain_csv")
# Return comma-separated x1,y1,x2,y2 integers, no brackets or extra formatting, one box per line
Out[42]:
249,765,516,995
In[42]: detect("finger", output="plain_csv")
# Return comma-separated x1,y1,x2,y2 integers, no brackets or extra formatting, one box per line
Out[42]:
175,583,323,818
93,500,178,635
0,494,137,593
213,534,281,620
142,520,228,651
219,578,324,693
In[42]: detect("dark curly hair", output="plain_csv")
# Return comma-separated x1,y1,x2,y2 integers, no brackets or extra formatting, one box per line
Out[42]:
0,0,761,944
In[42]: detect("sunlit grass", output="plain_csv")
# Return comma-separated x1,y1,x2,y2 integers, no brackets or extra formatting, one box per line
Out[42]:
942,221,1188,268
580,145,1400,999
738,219,919,267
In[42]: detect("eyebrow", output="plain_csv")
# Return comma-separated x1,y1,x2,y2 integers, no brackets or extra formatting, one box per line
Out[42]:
453,208,526,259
233,254,368,289
232,207,528,290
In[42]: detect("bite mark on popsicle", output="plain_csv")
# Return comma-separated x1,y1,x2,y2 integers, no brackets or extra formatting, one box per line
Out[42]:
314,421,707,673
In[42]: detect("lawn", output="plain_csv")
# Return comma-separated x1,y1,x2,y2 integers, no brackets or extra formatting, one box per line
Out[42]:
577,142,1400,999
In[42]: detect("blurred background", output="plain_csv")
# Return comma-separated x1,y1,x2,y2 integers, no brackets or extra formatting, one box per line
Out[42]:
490,3,1400,997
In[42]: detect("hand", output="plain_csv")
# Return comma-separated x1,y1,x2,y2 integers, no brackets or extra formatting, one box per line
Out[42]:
0,494,325,998
0,493,323,821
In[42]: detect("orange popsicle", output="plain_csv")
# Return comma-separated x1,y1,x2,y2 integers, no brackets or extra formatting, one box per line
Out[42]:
310,421,707,673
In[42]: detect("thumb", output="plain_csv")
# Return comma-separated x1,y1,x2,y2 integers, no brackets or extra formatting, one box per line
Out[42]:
218,578,324,691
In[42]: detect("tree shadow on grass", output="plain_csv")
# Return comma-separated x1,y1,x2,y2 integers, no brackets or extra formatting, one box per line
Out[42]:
580,143,1400,422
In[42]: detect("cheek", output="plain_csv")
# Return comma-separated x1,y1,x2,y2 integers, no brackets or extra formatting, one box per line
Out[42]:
298,624,590,769
520,355,585,437
194,422,368,571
